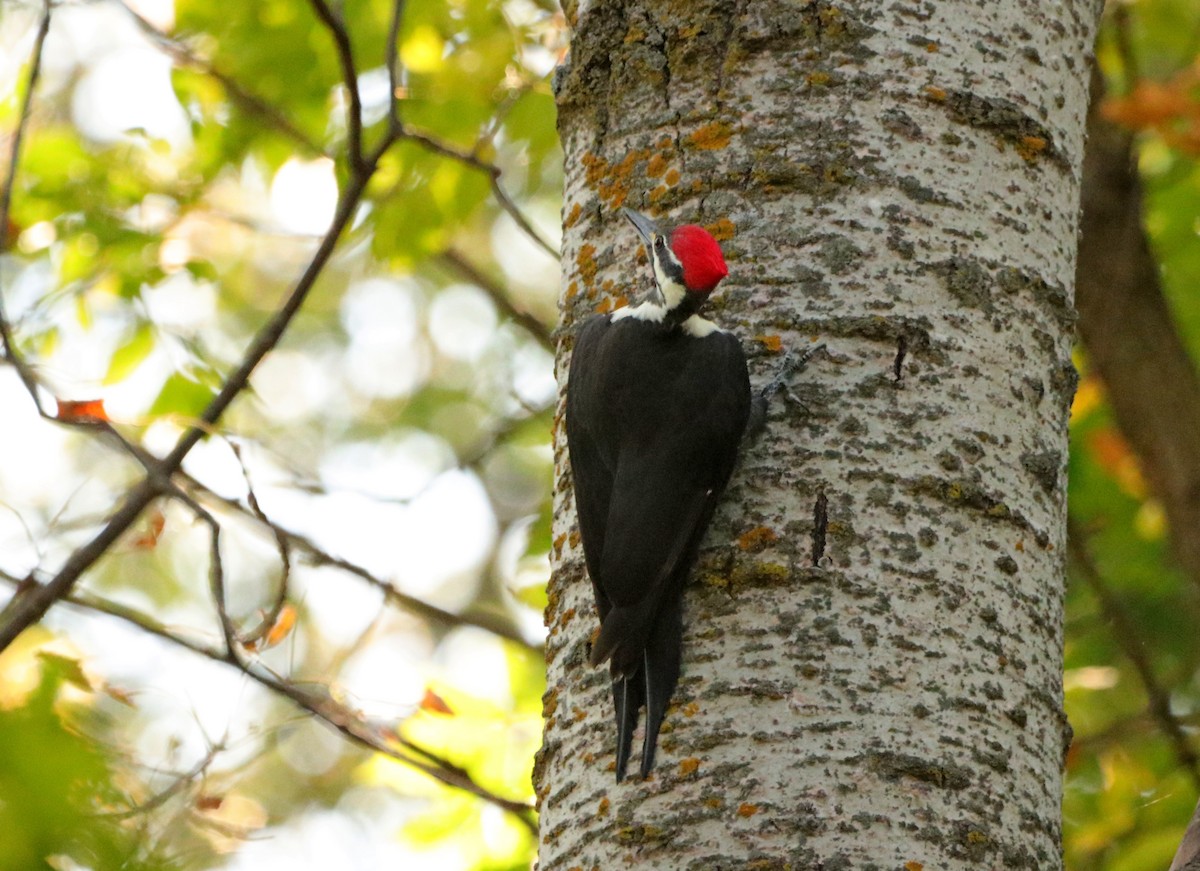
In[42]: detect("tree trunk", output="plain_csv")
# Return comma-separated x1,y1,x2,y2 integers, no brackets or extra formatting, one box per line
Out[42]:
540,2,1102,868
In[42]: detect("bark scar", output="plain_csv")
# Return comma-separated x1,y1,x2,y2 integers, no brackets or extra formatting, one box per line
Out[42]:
893,334,908,382
812,490,828,566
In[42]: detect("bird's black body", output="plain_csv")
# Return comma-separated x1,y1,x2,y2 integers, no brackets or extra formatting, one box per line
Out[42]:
566,306,750,780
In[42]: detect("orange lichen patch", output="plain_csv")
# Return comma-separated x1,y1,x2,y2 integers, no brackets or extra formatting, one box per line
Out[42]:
737,803,759,818
1016,135,1047,162
905,863,924,871
648,184,669,204
572,706,587,722
624,24,646,44
565,202,584,228
543,688,560,718
610,294,629,310
682,701,699,717
558,607,577,628
807,71,831,87
582,149,651,209
688,121,733,151
755,334,783,352
576,243,599,287
598,797,611,817
925,41,939,52
595,297,614,314
664,167,681,186
679,757,701,776
569,529,581,547
646,153,669,178
704,797,723,809
552,533,567,557
1015,539,1025,553
923,85,947,102
705,217,735,241
565,281,579,302
738,526,778,552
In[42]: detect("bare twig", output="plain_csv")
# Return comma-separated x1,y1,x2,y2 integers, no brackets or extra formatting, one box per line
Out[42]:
399,128,559,259
0,0,53,409
1068,518,1200,792
308,0,365,170
438,249,554,350
115,0,325,158
226,442,291,647
0,575,537,830
101,742,224,821
489,174,559,259
385,0,407,133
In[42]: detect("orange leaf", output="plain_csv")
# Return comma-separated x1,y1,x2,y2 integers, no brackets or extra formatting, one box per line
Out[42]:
262,604,298,649
130,509,166,550
905,862,924,871
1102,80,1190,130
56,398,108,423
420,688,454,715
196,794,223,811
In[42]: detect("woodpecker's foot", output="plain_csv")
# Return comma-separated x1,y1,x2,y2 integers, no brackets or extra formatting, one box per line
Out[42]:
747,343,825,438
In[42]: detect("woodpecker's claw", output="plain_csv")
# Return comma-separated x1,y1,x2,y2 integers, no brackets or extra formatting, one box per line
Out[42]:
761,343,825,402
747,343,825,438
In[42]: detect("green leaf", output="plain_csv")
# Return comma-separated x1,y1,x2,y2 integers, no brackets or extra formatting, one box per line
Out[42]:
104,323,155,384
148,370,220,419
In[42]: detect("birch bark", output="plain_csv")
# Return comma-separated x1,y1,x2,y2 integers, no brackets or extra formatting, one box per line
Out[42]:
540,2,1102,868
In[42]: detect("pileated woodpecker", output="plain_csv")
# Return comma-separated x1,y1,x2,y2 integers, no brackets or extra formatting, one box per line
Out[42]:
565,207,751,781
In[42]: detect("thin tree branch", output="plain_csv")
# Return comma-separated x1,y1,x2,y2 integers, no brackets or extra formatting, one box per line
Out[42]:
225,441,291,648
399,128,559,259
1068,517,1200,792
438,249,555,351
307,0,364,170
385,0,407,133
180,472,538,651
0,575,537,830
0,0,52,409
0,129,397,653
100,742,224,821
115,0,326,158
489,176,558,260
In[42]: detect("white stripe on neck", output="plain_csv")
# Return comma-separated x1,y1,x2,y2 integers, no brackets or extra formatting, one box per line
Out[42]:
610,303,722,338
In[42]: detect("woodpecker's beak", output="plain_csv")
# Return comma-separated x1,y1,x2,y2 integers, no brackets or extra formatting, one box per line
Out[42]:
621,208,659,248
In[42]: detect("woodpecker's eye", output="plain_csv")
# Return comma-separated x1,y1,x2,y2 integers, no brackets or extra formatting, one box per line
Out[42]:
653,236,665,252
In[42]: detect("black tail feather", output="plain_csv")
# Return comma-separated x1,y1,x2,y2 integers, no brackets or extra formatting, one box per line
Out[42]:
612,672,643,782
639,595,683,779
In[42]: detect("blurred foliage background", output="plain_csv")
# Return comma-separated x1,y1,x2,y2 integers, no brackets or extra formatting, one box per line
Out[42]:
0,0,1199,869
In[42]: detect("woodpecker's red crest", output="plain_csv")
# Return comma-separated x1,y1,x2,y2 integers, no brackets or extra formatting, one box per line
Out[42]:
670,225,728,294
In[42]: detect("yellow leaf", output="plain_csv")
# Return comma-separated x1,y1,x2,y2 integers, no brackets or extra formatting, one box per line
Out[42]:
402,26,444,73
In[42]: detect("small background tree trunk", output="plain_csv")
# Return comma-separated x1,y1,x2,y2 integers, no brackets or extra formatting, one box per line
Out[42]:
539,1,1102,868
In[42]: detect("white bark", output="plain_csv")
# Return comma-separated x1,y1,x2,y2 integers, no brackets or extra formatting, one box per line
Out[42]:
540,2,1102,868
